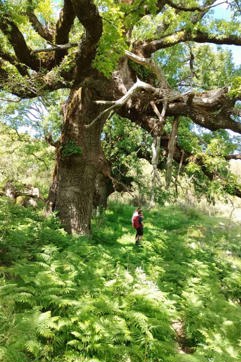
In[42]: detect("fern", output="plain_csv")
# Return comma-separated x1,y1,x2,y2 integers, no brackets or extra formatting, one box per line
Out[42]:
1,199,241,361
25,340,42,358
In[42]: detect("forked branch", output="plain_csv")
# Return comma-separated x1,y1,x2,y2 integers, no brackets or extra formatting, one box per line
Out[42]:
85,78,158,129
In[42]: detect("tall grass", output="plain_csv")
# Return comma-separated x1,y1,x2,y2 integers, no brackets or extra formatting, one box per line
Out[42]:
0,198,240,362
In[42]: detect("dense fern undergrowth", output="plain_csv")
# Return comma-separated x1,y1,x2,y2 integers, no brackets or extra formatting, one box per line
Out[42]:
0,198,241,362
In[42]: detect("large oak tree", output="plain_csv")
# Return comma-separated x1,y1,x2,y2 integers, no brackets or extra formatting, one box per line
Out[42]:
0,0,241,234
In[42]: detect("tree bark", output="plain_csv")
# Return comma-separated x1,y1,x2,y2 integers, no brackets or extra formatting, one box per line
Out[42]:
52,85,104,235
93,173,114,210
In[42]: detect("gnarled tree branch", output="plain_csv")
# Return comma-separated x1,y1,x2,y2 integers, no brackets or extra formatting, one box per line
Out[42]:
0,12,41,71
26,10,54,42
0,50,29,76
166,0,223,12
86,78,158,129
71,0,103,84
138,28,241,57
55,0,76,64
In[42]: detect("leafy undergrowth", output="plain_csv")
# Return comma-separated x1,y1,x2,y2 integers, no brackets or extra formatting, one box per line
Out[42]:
0,198,241,362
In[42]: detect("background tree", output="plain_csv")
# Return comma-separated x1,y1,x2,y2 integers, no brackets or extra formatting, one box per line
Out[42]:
0,122,54,194
0,0,241,234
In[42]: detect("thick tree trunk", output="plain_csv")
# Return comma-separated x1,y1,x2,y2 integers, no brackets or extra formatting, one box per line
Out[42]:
93,173,114,210
52,86,104,235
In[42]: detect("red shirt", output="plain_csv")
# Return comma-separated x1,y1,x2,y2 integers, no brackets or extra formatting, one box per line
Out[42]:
132,215,143,229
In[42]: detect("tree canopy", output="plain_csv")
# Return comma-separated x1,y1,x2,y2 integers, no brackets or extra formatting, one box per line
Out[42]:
1,0,241,234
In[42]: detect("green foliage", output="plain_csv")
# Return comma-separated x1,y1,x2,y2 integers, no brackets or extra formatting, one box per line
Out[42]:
209,18,241,37
61,140,82,158
154,43,236,91
202,130,238,156
185,154,237,203
179,127,241,202
0,0,57,22
93,0,126,77
193,45,235,90
171,117,201,154
0,122,54,195
121,0,159,31
132,13,160,42
0,197,68,265
1,199,241,361
102,115,151,181
229,76,241,97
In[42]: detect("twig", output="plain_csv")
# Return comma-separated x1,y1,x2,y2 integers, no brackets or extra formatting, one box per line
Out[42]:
32,42,78,54
0,97,21,102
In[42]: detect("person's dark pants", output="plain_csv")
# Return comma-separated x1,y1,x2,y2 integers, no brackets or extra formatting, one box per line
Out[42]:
135,227,143,244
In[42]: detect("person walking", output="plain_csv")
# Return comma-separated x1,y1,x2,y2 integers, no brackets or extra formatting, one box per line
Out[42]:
132,208,144,246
